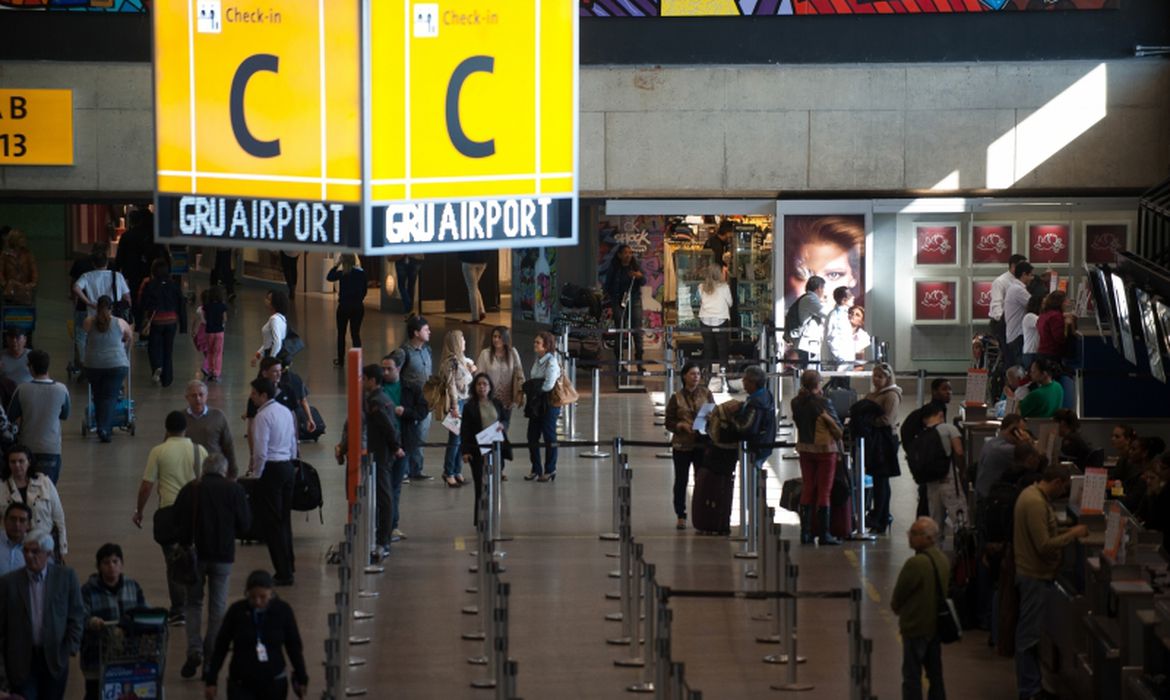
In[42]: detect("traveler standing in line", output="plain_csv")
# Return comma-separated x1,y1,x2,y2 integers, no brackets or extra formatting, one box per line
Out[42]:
8,349,70,484
252,290,289,367
604,244,646,374
174,454,252,679
185,380,240,479
0,445,67,559
664,362,714,531
68,243,109,374
79,543,146,700
393,254,424,316
891,516,950,700
988,254,1028,363
791,369,843,545
198,286,229,383
1003,262,1035,370
823,286,856,388
140,257,187,388
0,533,84,700
475,326,525,428
73,252,132,321
327,254,369,367
249,378,298,586
523,330,561,482
849,304,871,362
380,351,426,540
459,250,489,324
918,404,966,547
399,316,434,480
438,330,475,488
1018,358,1063,419
203,570,308,700
787,275,827,368
1036,290,1077,409
132,411,205,624
1012,463,1088,700
865,363,902,535
82,296,131,443
698,263,734,384
279,252,299,298
1019,292,1044,373
461,373,512,527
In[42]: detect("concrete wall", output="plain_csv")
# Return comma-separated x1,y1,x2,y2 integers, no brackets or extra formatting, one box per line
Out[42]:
2,59,1167,197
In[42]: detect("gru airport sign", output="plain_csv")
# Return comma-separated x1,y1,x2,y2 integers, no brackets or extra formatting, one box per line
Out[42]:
153,0,578,254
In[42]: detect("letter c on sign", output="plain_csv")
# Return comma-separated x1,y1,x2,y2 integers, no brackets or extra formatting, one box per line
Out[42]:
445,56,494,159
230,54,281,159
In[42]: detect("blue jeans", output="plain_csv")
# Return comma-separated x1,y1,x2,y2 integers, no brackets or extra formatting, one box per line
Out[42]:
1015,574,1053,699
395,258,421,315
33,454,61,484
443,399,467,478
527,406,561,476
902,636,945,700
407,415,431,477
87,365,128,437
185,560,232,661
391,455,407,530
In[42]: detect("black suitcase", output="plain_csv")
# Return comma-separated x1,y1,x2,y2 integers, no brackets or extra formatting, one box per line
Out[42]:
297,405,326,442
238,477,265,543
691,467,734,535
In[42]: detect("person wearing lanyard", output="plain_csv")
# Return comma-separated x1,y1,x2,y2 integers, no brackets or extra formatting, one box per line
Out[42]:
204,570,307,700
248,379,298,587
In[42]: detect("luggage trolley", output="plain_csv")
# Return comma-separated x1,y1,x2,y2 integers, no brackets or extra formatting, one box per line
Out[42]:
82,351,136,437
99,607,169,699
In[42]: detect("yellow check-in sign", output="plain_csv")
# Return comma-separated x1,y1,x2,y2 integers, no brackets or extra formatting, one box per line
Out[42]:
153,0,576,253
0,89,74,166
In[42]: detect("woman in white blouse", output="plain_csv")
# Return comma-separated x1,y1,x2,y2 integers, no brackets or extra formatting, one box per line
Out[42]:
0,445,67,557
698,263,734,380
523,331,562,482
475,326,525,428
439,329,476,487
251,290,290,367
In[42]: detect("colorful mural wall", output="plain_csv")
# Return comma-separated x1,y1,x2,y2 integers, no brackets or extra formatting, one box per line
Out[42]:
0,0,148,11
581,0,1116,16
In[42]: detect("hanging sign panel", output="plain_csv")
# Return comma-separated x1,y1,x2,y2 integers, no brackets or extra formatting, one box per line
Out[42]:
153,0,362,250
0,89,73,166
366,0,578,254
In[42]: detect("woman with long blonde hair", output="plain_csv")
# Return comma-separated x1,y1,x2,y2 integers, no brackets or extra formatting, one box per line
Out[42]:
698,262,734,382
439,329,476,487
326,253,369,366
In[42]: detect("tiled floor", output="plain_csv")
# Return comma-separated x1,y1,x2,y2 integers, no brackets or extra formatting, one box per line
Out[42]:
38,261,1015,698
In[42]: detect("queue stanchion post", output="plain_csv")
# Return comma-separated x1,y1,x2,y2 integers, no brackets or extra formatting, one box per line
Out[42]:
502,660,519,700
654,607,673,698
753,511,777,623
492,581,511,694
745,471,769,578
761,529,797,654
361,459,384,578
769,564,813,692
600,437,624,540
470,562,501,687
608,469,632,581
615,542,646,664
463,517,489,638
626,562,657,693
1074,367,1084,418
849,438,875,541
490,441,511,543
348,506,374,621
732,441,751,549
581,366,610,459
847,588,865,700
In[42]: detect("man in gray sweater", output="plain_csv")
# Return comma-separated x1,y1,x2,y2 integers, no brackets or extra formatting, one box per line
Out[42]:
7,349,70,483
184,380,239,478
399,315,434,480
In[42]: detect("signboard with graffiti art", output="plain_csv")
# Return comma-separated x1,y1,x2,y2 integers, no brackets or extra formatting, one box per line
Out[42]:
971,278,995,321
580,0,1118,17
1027,223,1072,265
970,223,1015,266
597,215,666,348
0,0,148,10
915,222,959,267
1083,222,1129,265
915,278,959,324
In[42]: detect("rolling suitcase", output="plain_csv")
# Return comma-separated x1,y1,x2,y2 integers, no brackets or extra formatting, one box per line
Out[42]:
238,477,265,543
297,405,327,442
691,456,735,535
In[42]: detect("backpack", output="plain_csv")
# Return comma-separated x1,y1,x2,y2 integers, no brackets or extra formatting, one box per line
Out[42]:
900,404,928,458
982,479,1023,544
907,425,952,484
291,460,324,522
784,292,814,341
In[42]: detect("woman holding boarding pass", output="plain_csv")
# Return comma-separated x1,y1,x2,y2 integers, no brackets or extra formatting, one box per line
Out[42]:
461,373,513,527
664,362,714,531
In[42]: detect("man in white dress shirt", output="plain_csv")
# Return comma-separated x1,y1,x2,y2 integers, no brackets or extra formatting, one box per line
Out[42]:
988,254,1028,362
249,377,298,586
1003,262,1035,371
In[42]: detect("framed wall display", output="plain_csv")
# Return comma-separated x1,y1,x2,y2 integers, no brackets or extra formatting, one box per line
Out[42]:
970,222,1016,266
1083,222,1130,265
1134,289,1166,383
914,278,960,324
1026,222,1072,265
915,222,960,267
970,278,995,321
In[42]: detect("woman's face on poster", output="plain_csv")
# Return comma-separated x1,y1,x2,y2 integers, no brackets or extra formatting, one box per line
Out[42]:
787,242,856,300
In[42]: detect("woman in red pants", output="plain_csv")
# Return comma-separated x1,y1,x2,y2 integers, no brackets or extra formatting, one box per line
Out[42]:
790,369,844,545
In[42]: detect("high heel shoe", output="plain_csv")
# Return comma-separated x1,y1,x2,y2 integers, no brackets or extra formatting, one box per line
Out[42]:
537,473,556,482
445,476,459,488
454,475,467,485
523,473,540,481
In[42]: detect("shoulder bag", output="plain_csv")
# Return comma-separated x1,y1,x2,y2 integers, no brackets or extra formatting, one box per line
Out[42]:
550,359,578,408
110,270,133,322
166,479,200,586
277,323,306,364
925,552,962,644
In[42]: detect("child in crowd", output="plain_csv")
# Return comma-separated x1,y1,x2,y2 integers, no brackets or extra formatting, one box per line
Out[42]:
197,286,229,382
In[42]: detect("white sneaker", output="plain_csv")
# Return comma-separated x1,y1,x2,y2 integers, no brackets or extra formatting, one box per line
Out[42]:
152,368,162,384
391,529,406,541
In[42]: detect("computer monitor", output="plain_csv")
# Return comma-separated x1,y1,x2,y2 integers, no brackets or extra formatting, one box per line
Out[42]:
1134,288,1165,383
1109,271,1137,365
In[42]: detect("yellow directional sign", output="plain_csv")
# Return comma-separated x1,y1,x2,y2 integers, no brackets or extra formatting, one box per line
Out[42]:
0,89,73,166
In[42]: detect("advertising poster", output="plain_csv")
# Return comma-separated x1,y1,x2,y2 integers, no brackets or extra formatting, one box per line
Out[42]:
1084,223,1128,264
915,279,959,324
971,223,1014,266
580,0,1118,17
783,214,866,309
915,223,960,266
598,216,666,346
1027,223,1072,265
971,279,994,320
513,248,558,324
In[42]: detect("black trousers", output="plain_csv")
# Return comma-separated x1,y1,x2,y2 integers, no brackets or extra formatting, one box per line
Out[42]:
700,320,730,371
212,250,236,295
227,677,289,700
147,322,178,387
336,304,365,362
258,460,295,579
280,254,299,296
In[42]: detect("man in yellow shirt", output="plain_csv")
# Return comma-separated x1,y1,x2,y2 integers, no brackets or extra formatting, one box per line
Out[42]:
132,410,207,624
1012,463,1088,700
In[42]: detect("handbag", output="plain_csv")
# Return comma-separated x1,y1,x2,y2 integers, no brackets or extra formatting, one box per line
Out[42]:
277,326,306,363
110,270,133,322
925,552,962,644
167,479,200,586
550,364,579,407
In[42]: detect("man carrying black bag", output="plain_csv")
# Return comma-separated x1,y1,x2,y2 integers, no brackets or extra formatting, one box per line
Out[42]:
892,516,951,700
